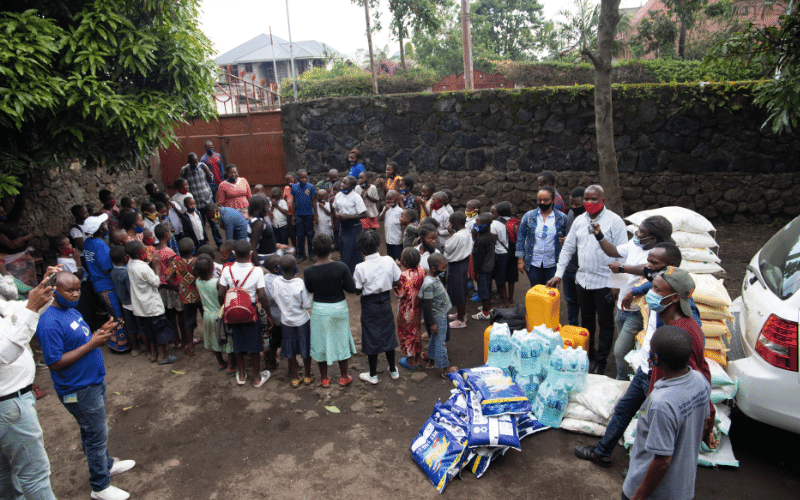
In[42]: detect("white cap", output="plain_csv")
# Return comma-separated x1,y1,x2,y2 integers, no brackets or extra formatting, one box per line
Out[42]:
82,213,109,236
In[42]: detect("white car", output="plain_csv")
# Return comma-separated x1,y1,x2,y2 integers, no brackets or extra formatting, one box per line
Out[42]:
728,215,800,435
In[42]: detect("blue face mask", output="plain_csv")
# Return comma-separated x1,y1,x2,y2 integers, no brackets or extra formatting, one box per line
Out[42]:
645,289,676,313
400,188,408,195
341,187,353,195
633,235,652,248
134,226,145,234
187,207,196,213
54,290,80,309
0,214,7,222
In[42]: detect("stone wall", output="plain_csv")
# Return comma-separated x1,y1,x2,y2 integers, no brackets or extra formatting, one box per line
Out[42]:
281,86,800,224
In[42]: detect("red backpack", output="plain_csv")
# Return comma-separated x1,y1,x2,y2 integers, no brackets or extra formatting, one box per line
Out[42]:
504,217,521,244
222,267,257,324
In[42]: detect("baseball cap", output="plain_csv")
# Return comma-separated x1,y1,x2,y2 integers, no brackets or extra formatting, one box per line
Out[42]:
658,266,695,317
82,214,108,236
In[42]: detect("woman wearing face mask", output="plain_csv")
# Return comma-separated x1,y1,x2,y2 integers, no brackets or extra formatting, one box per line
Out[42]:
346,149,365,179
331,176,367,274
216,164,252,216
515,186,568,287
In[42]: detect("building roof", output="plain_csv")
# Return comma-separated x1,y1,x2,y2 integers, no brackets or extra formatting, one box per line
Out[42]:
215,34,336,65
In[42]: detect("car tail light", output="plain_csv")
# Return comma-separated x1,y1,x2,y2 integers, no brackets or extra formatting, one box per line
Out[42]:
755,314,798,372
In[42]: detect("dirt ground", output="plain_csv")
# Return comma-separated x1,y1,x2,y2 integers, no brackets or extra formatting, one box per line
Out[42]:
30,221,800,499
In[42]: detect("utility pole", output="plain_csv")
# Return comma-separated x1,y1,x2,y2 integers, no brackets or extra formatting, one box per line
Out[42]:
364,0,378,94
461,0,474,90
285,0,297,100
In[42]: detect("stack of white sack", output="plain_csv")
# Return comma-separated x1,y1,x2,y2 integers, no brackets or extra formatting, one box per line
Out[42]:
690,273,735,366
625,206,723,274
560,374,630,436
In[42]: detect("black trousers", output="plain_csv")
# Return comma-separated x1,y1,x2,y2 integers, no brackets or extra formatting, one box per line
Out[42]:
576,284,615,364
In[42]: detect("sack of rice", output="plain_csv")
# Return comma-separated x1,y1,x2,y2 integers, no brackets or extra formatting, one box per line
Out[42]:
671,231,718,249
560,418,607,437
696,303,734,322
680,260,724,274
625,206,715,234
690,274,732,308
701,320,731,339
681,247,722,264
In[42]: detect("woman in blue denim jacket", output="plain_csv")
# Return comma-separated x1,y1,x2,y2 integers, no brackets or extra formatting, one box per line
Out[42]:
515,186,568,287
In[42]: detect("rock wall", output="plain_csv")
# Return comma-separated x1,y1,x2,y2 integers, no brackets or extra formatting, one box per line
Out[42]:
281,86,800,223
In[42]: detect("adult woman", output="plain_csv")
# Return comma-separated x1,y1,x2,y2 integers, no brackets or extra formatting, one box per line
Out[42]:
331,176,367,274
346,149,365,179
378,161,403,197
0,204,35,286
216,164,252,215
120,210,145,243
515,186,568,287
303,234,357,387
247,194,288,265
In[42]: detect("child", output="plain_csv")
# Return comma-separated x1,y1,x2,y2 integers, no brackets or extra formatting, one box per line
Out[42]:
110,228,127,247
153,223,186,349
142,230,157,260
69,204,89,252
253,184,266,196
490,204,512,309
290,169,318,263
165,238,201,356
353,230,401,385
179,196,208,249
142,202,160,237
110,245,143,356
416,223,440,270
356,171,380,230
418,182,435,220
421,253,458,377
395,247,425,370
154,202,180,252
316,189,333,237
444,212,473,328
430,191,451,249
144,182,159,204
125,240,177,364
471,214,496,321
218,240,272,387
261,254,283,371
443,190,454,215
219,240,236,266
172,178,191,214
401,209,419,248
154,192,185,240
379,189,403,261
53,236,83,281
272,254,313,387
465,199,481,228
99,188,120,229
194,255,235,373
120,197,136,211
270,187,290,245
283,172,297,250
196,244,222,277
400,177,416,210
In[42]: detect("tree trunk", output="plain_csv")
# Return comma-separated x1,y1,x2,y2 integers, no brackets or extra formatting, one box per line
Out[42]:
399,31,406,71
586,0,624,216
678,17,687,59
364,1,378,94
461,0,474,90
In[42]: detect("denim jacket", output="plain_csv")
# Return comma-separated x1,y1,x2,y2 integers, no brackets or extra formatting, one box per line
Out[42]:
515,208,568,270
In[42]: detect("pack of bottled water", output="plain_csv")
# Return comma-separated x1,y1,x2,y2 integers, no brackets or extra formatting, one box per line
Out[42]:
487,323,514,369
531,379,571,428
546,345,589,394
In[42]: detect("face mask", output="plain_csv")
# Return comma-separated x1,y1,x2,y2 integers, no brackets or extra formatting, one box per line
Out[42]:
139,250,149,262
437,268,447,280
400,188,408,195
59,246,73,257
160,215,169,221
227,254,236,262
538,203,552,211
54,290,80,309
645,289,676,313
134,225,145,234
643,266,661,282
633,235,653,248
474,223,487,234
143,237,156,246
109,200,116,208
228,176,237,183
341,187,353,195
187,207,196,213
430,201,442,211
422,240,436,254
360,182,367,189
465,209,478,219
212,212,220,221
206,148,213,155
349,160,356,166
144,212,157,221
178,188,188,195
388,202,397,208
584,199,604,216
572,206,585,216
100,228,109,237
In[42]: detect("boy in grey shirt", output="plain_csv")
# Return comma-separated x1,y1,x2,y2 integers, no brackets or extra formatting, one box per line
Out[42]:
623,325,711,500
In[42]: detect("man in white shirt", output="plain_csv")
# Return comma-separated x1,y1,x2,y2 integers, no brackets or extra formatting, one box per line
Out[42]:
0,272,57,500
547,185,627,375
429,192,451,249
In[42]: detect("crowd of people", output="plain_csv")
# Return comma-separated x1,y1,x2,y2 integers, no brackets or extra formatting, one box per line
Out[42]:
0,142,715,500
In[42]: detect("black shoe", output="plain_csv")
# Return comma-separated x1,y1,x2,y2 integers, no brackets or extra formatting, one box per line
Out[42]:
297,256,307,263
591,362,607,375
574,445,613,468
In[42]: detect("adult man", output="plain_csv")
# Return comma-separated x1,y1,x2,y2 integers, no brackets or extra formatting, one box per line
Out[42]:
537,170,566,213
36,272,136,500
0,274,56,500
561,187,585,327
574,265,715,468
200,139,225,190
207,203,249,242
316,169,339,192
622,325,711,500
180,153,221,247
547,184,627,374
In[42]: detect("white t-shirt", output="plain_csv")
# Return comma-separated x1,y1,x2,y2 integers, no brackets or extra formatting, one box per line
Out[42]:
354,253,402,295
355,184,380,218
332,190,367,216
172,192,190,214
491,219,509,255
384,206,403,245
272,277,311,327
316,201,333,235
416,244,441,271
57,256,85,282
219,262,265,303
615,240,651,311
272,199,288,228
69,226,84,256
444,228,473,263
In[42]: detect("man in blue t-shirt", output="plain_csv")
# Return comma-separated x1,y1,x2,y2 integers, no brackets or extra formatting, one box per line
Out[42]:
36,272,136,500
206,203,249,242
290,169,318,262
80,214,128,352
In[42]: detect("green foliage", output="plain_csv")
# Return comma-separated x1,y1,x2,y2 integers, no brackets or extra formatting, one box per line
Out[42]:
471,0,545,60
629,10,679,59
279,63,438,100
0,0,217,192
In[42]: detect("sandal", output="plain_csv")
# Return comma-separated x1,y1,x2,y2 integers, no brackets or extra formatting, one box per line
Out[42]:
291,379,301,388
398,357,418,370
184,345,196,356
303,376,313,385
192,338,201,345
441,366,458,378
339,376,353,387
320,378,331,388
425,361,435,370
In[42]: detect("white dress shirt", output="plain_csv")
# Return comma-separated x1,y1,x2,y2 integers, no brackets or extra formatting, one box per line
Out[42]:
219,262,265,304
531,211,557,267
555,208,628,290
0,305,40,397
186,211,205,241
416,244,441,271
332,190,367,216
353,253,402,295
127,259,165,317
272,277,311,327
491,219,509,255
444,228,473,262
272,199,289,227
316,201,333,236
432,207,451,244
384,206,403,245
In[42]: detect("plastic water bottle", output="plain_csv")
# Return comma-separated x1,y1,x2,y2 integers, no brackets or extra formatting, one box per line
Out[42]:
533,380,569,427
548,346,565,387
572,347,589,393
487,324,513,369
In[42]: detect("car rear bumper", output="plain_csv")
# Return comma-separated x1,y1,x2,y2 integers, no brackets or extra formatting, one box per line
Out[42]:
727,356,800,435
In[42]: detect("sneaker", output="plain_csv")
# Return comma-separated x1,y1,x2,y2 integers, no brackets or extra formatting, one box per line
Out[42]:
573,445,612,468
297,256,308,263
472,311,492,321
449,319,467,329
389,366,400,380
470,292,481,303
467,281,474,290
447,313,458,320
109,459,136,476
91,485,130,500
359,372,379,385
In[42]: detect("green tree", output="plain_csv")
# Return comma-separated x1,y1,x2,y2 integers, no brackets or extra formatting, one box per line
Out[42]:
0,1,217,191
471,0,545,60
555,0,600,56
630,10,679,58
662,0,709,59
387,0,452,70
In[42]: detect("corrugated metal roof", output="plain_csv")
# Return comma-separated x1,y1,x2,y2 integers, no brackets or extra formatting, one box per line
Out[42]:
215,34,335,64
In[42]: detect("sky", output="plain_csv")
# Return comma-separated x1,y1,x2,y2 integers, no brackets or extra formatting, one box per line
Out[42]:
199,0,645,60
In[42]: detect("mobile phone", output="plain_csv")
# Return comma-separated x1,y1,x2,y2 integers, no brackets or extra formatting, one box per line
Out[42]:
47,273,57,287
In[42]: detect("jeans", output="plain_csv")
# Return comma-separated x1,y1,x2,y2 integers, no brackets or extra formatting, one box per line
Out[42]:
96,290,128,352
294,214,315,258
525,265,556,289
595,368,649,458
562,269,580,327
198,204,223,248
0,391,56,500
576,285,615,364
614,309,644,380
426,315,449,369
59,382,114,492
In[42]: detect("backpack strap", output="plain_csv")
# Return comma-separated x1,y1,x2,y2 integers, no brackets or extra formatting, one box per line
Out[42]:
232,267,256,290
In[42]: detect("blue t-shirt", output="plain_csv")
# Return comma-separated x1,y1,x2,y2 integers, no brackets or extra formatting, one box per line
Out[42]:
83,237,114,292
348,162,365,179
110,266,131,306
219,206,248,233
290,182,317,216
36,306,106,396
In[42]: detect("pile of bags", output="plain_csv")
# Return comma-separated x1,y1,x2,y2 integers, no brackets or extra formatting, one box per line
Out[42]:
691,273,735,366
562,375,631,436
626,206,723,274
410,365,546,493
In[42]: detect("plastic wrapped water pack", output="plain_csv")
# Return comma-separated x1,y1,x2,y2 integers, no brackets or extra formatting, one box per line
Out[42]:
459,366,532,417
547,345,589,393
531,379,570,428
410,416,470,493
514,373,542,403
465,390,521,450
511,329,548,377
486,322,514,369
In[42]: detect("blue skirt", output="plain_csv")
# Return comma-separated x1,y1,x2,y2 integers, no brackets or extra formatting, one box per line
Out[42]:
446,257,470,307
229,321,263,353
281,320,311,359
339,222,363,274
360,291,398,355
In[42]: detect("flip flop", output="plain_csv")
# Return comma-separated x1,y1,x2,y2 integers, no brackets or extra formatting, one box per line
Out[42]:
303,376,313,385
157,355,178,365
254,370,270,388
184,345,196,356
291,379,301,388
236,372,247,386
192,338,201,345
398,357,418,370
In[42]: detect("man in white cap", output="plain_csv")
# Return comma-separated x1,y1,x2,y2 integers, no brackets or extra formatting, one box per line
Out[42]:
81,214,128,352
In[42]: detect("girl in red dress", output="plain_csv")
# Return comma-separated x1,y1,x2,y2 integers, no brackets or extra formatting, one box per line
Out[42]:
395,247,426,369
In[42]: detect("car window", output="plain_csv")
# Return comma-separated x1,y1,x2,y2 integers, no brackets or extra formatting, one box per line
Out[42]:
759,216,800,300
